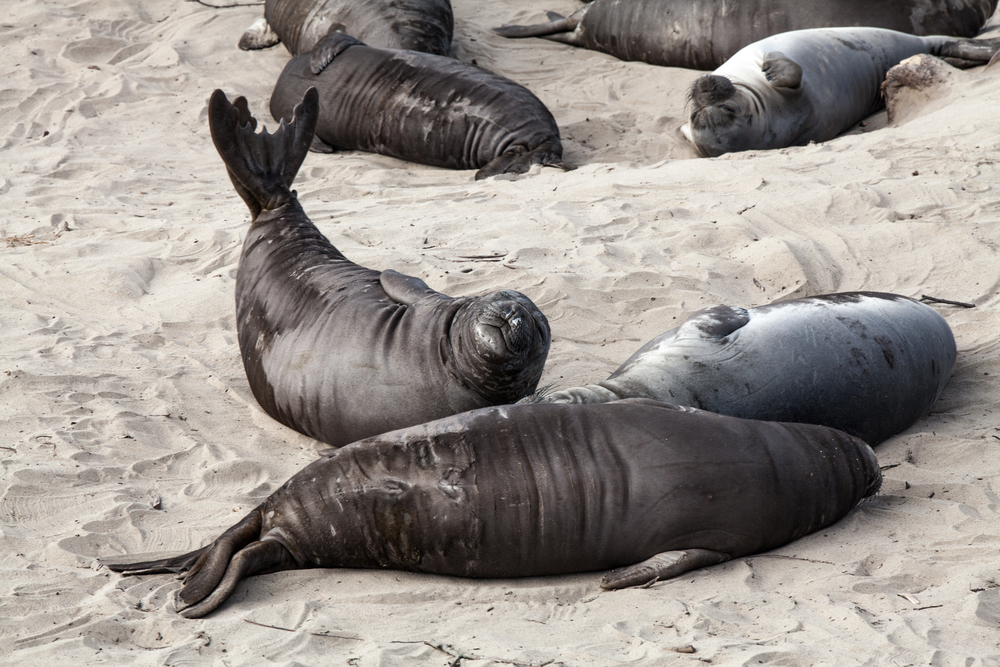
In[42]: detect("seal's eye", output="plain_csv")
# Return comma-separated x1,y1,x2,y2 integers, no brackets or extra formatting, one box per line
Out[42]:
720,104,737,115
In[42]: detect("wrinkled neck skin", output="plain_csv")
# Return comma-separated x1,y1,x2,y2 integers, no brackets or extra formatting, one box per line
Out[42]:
684,65,809,156
449,292,550,404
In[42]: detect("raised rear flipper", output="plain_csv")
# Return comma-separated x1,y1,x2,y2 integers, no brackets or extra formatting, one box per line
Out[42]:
475,141,575,180
208,87,319,218
600,549,730,589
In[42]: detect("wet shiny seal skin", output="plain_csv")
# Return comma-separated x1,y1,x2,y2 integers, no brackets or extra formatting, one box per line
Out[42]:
682,27,1000,156
207,88,551,447
102,399,882,618
525,292,956,446
269,32,571,180
238,0,454,57
493,0,998,70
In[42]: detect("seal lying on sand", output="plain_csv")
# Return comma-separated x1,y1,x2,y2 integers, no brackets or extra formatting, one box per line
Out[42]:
239,0,454,56
524,293,956,445
493,0,998,70
682,27,1000,156
269,32,571,179
103,399,882,618
209,88,550,447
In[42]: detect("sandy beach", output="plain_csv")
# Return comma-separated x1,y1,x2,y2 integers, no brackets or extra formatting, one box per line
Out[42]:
2,1,1000,664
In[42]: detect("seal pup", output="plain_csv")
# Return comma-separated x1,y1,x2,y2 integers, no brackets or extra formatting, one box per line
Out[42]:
239,0,454,57
493,0,998,70
209,88,551,447
269,32,571,179
524,293,956,446
682,27,1000,156
103,399,882,618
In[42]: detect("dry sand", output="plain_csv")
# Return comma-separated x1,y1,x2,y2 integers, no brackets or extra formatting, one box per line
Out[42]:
3,1,1000,665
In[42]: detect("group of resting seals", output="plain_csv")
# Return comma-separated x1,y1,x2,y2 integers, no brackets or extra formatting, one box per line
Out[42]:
105,89,958,617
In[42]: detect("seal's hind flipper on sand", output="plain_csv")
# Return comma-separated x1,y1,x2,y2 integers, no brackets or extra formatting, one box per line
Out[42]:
474,141,574,180
380,269,446,306
492,10,581,39
935,36,1000,67
102,545,211,576
600,549,730,589
208,87,319,218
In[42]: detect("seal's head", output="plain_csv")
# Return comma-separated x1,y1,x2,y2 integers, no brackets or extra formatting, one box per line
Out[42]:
452,290,551,402
684,74,762,157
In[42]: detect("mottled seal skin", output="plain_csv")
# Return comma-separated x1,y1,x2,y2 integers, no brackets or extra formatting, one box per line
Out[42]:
103,399,882,618
208,88,551,447
493,0,998,70
526,293,956,446
269,32,571,180
682,27,1000,156
238,0,454,57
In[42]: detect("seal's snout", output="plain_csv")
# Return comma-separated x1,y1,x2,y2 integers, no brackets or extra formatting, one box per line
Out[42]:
474,291,550,358
690,74,737,110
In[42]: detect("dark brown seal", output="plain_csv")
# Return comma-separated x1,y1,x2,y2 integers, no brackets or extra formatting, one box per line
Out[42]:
494,0,999,70
103,399,882,618
209,88,550,447
269,32,571,179
239,0,454,57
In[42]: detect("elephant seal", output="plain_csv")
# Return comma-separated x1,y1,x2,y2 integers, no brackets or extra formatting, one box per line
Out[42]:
524,293,956,446
682,27,1000,156
493,0,998,70
238,0,453,57
208,88,550,447
103,399,882,618
269,32,571,179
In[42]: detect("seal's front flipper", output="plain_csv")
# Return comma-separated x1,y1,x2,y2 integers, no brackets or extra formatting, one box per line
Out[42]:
600,549,730,589
239,17,281,51
492,9,582,39
680,304,751,339
380,269,446,306
762,52,803,88
310,135,339,153
209,87,319,217
310,32,365,74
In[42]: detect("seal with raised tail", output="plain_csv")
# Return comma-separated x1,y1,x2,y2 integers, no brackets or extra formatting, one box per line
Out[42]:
269,32,571,179
524,292,956,445
239,0,454,57
208,88,551,447
682,27,1000,155
103,399,882,618
493,0,998,70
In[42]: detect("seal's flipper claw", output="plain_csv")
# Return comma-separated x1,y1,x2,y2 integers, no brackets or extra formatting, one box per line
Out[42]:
239,17,281,51
600,549,730,589
178,540,296,618
310,32,364,74
379,269,445,306
761,52,803,88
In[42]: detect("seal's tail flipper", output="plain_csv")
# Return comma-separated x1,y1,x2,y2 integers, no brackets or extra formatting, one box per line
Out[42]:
492,10,581,39
208,87,319,219
102,545,211,576
935,36,1000,68
474,141,575,180
600,549,730,589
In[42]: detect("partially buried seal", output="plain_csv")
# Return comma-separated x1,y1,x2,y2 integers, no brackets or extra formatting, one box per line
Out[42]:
493,0,998,70
270,32,572,179
103,399,882,618
682,27,1000,155
209,87,551,448
524,292,956,446
239,0,454,56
